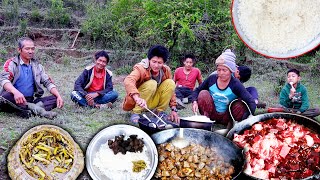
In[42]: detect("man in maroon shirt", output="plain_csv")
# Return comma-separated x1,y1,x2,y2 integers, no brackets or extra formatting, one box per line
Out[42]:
173,54,202,109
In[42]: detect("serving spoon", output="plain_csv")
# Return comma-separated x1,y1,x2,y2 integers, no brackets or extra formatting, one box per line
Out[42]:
144,107,173,129
142,114,157,128
171,128,190,149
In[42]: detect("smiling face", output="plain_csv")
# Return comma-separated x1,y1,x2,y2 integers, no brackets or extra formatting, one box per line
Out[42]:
95,56,108,70
287,72,300,85
217,65,232,82
149,56,164,75
18,40,35,62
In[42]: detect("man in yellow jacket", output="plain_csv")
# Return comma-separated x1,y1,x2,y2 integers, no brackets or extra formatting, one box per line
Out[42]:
123,45,179,123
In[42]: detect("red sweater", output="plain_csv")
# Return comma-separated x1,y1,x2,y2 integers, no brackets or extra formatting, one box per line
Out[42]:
174,67,202,90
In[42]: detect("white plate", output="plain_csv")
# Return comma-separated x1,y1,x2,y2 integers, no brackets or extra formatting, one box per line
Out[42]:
86,124,158,180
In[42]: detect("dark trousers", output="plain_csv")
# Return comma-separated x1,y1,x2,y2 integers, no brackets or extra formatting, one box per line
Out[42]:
175,87,193,102
246,86,258,100
197,90,250,126
0,91,57,112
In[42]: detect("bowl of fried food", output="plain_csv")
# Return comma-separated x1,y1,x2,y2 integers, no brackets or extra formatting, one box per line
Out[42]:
7,124,84,180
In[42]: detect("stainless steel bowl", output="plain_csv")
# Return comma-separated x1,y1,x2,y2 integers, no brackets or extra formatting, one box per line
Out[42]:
86,124,158,180
231,0,320,59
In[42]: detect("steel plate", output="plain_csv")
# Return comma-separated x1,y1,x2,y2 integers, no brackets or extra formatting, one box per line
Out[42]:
86,124,158,180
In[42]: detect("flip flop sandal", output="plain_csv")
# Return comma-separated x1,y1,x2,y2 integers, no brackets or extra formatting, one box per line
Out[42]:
130,113,140,124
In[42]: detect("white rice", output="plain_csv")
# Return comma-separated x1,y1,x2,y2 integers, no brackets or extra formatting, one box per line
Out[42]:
93,142,151,180
237,0,320,54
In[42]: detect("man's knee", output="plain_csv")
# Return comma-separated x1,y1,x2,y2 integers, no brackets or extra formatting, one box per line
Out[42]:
109,90,119,99
198,90,210,100
70,91,83,101
139,80,158,94
162,79,175,91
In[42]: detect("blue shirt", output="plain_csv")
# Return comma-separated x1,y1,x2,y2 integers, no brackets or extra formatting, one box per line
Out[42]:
209,84,237,112
191,74,256,114
14,62,35,97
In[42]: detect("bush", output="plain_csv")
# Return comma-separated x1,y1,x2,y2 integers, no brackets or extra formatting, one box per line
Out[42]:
45,0,70,27
30,9,42,23
81,0,244,72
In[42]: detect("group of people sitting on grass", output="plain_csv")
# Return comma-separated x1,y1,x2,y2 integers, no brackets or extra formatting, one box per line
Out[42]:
0,37,319,127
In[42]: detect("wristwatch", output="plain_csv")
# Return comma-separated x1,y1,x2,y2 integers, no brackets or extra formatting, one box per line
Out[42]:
171,107,178,112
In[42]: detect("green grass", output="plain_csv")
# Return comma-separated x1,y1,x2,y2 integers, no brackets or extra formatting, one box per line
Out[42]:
0,56,319,179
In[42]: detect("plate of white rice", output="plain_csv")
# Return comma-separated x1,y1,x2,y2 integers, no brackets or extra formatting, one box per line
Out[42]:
86,124,158,180
232,0,320,59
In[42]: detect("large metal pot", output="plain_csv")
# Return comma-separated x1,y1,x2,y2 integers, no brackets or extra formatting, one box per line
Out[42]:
227,112,320,180
151,128,245,179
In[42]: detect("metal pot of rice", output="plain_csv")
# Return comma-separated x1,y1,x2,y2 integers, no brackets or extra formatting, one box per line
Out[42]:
231,0,320,59
7,124,84,180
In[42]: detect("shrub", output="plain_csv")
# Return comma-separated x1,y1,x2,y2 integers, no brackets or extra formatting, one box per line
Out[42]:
45,0,70,27
30,9,42,22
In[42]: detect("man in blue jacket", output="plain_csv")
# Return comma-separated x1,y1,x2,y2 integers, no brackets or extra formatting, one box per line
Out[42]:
71,50,118,108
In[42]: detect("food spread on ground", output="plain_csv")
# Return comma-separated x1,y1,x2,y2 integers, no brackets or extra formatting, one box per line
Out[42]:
19,129,75,179
93,134,151,180
155,142,235,179
233,118,320,179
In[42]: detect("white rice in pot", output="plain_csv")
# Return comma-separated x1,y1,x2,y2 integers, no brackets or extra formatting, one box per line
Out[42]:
93,142,151,180
237,0,320,54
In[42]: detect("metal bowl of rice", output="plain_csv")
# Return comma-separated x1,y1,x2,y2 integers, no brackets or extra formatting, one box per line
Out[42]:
231,0,320,59
86,124,158,180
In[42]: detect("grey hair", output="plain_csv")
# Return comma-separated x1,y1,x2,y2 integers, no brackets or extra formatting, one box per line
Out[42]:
18,37,33,49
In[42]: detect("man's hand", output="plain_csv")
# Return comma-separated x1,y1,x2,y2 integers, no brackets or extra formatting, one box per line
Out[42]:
170,111,179,124
13,90,27,105
289,82,296,99
132,94,147,108
192,101,199,114
3,83,26,105
85,93,99,106
49,87,64,108
56,96,64,108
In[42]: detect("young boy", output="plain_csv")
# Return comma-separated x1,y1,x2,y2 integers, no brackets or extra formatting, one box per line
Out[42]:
173,54,202,109
279,68,320,118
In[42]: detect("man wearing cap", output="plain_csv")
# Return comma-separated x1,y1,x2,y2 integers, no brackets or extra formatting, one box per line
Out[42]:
191,49,256,128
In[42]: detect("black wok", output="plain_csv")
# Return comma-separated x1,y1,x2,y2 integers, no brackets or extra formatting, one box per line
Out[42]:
227,112,320,180
151,128,245,179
